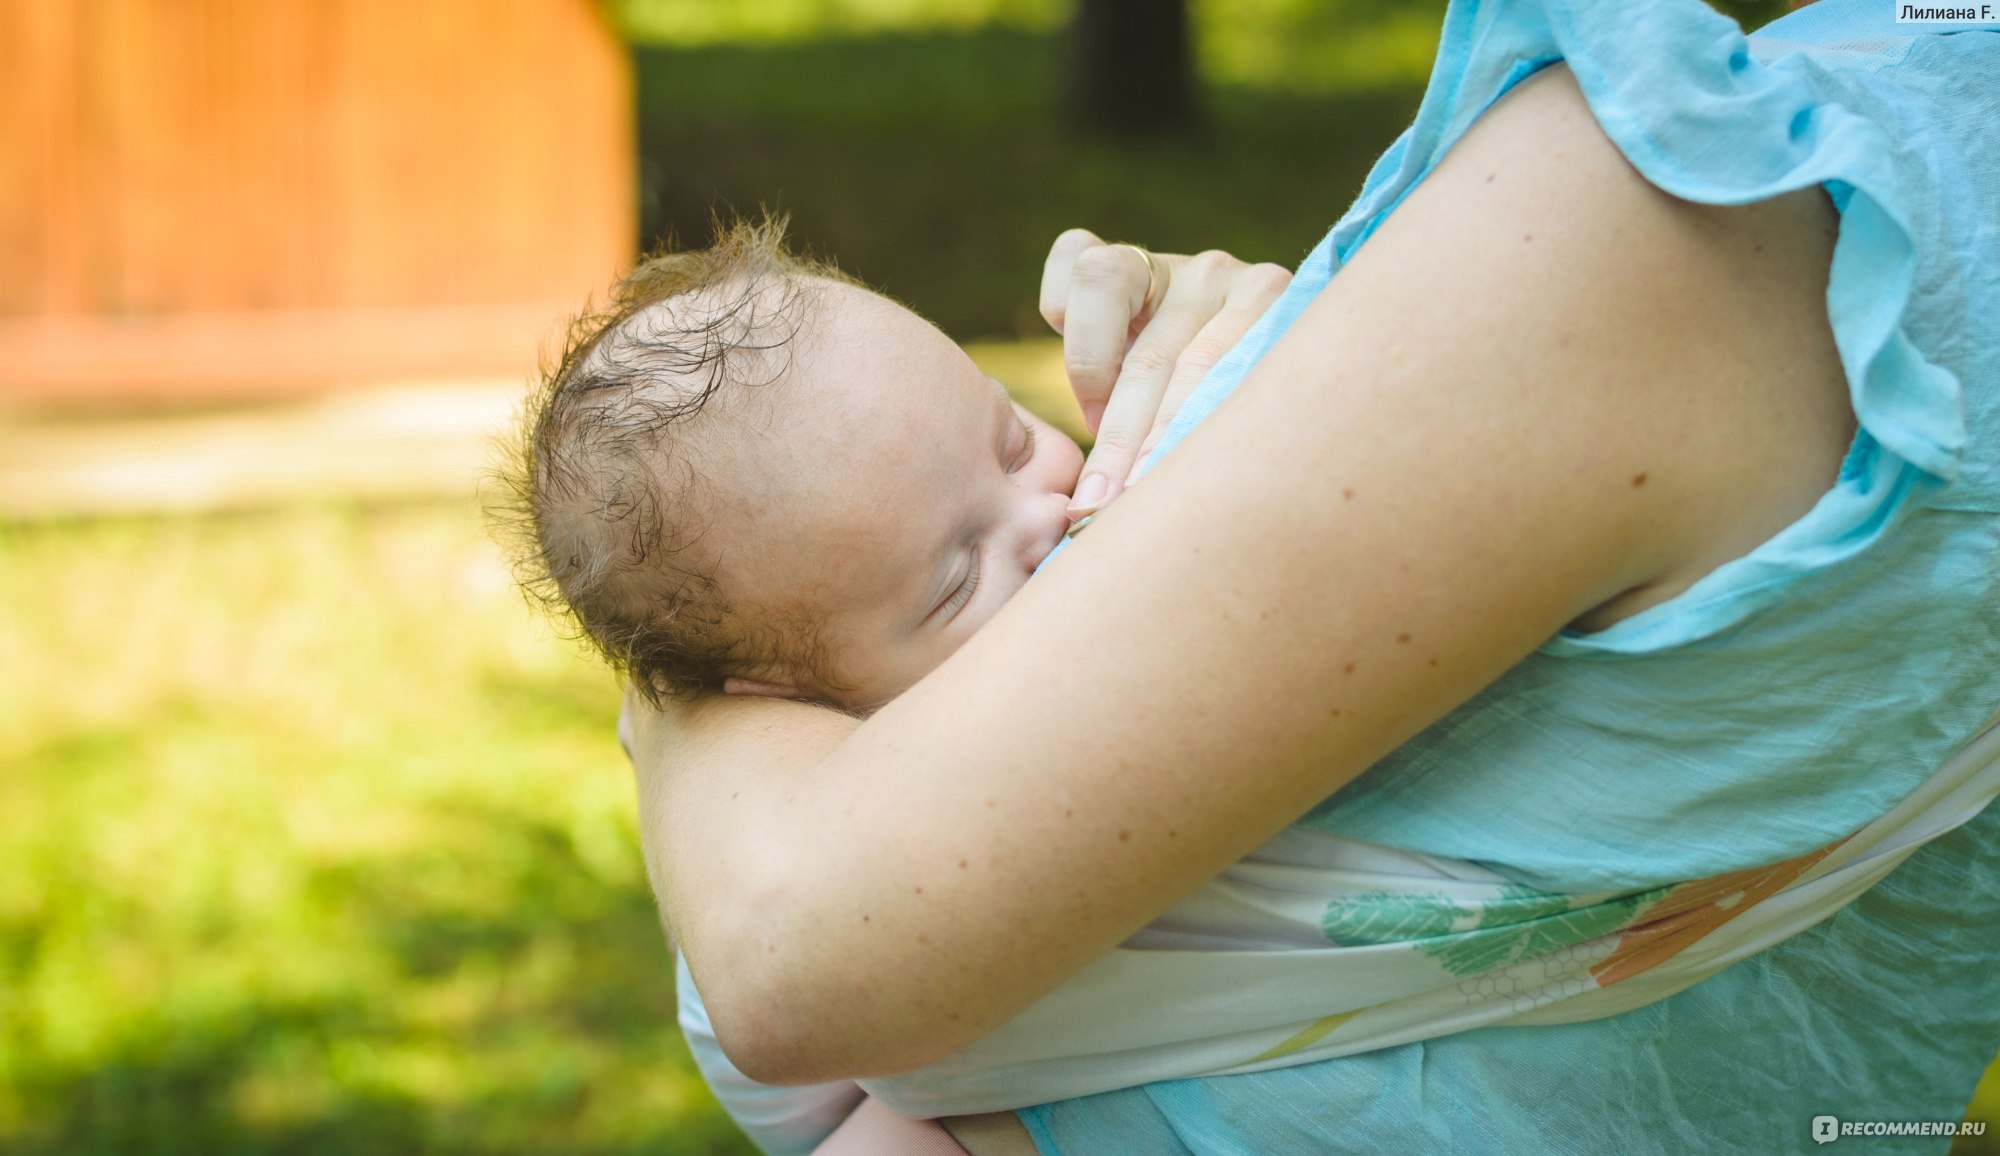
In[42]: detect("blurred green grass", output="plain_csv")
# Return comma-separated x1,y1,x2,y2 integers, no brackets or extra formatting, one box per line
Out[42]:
0,504,752,1154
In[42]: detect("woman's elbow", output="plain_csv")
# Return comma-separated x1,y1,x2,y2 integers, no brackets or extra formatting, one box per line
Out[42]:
702,997,831,1086
666,838,986,1082
687,902,977,1083
699,965,951,1086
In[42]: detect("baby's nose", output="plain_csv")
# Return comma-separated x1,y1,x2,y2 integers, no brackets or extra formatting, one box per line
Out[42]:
1018,493,1071,572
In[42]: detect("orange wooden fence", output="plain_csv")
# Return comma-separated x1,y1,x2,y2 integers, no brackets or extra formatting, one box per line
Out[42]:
0,0,633,399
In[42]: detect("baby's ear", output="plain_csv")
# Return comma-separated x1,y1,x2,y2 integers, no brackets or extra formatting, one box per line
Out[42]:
721,676,808,700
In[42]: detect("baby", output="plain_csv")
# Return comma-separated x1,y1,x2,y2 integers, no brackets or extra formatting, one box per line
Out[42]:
501,219,1083,1154
505,217,1083,719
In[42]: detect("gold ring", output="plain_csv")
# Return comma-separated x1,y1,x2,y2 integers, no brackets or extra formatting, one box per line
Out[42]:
1112,243,1159,313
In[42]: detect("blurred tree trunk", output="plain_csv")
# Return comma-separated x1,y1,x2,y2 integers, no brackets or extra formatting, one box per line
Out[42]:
1068,0,1195,135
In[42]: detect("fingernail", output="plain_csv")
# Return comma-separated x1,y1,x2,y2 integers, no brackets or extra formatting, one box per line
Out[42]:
1082,401,1105,436
1068,473,1108,516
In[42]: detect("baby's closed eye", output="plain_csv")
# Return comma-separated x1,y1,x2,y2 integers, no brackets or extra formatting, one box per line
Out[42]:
1006,411,1038,474
936,547,983,622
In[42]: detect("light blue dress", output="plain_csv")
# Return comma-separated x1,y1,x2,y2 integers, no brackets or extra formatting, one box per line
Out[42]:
1023,0,2000,1151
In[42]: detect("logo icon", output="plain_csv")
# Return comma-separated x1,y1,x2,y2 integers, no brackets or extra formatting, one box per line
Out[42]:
1813,1116,1840,1145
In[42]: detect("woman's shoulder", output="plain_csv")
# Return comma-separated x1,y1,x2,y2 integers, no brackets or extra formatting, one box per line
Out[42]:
1147,0,1999,655
1288,5,2000,887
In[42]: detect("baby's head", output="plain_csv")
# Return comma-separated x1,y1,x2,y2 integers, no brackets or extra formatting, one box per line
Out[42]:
503,220,1082,714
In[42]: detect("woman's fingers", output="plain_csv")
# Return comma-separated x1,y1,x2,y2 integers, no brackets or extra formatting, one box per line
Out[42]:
1053,241,1160,437
1127,261,1293,485
1067,276,1216,515
1039,230,1293,513
1066,253,1292,516
1038,227,1106,335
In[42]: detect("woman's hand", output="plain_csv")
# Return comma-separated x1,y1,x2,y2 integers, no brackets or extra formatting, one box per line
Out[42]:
1039,229,1292,519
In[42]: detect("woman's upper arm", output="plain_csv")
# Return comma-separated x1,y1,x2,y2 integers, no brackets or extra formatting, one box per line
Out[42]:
665,68,1853,1084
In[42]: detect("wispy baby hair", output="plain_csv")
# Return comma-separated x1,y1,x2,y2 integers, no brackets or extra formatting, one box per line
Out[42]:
496,214,862,705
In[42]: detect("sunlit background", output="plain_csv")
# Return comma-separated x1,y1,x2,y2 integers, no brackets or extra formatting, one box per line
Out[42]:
2,1,1993,1153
